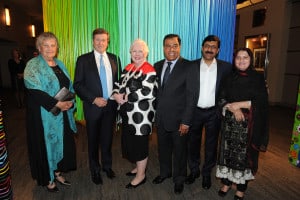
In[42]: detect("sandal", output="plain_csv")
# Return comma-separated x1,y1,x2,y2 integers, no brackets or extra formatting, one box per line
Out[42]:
55,172,71,186
46,182,59,192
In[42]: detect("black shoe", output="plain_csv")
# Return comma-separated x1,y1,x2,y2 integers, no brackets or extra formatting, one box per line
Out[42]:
103,168,116,179
126,171,137,176
174,183,184,194
125,177,147,189
185,172,200,185
202,176,211,190
218,185,231,197
55,173,71,186
152,175,171,184
234,195,244,200
91,171,103,185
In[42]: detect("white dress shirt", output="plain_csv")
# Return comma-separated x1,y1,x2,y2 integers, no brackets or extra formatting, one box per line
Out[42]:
197,58,217,108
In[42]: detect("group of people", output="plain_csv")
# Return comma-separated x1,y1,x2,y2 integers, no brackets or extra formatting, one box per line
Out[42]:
23,28,269,200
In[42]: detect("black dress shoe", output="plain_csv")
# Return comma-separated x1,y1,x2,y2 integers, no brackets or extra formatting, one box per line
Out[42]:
125,171,137,176
152,175,171,184
104,169,116,179
218,190,227,197
91,172,103,185
174,183,184,194
125,177,147,189
185,172,200,185
234,195,244,200
202,176,211,190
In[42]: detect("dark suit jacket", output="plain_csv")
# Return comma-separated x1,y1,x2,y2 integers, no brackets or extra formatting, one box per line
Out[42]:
74,51,122,119
191,58,232,105
154,57,198,131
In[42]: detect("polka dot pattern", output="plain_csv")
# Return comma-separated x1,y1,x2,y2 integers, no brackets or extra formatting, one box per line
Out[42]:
113,63,158,136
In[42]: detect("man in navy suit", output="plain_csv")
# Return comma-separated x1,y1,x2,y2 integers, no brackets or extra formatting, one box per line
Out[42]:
152,34,197,195
74,28,121,185
185,35,232,189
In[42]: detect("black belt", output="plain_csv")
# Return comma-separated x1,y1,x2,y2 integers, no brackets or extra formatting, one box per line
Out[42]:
196,106,216,111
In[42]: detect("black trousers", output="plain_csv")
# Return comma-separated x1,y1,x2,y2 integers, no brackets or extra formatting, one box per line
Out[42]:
85,100,117,173
187,107,221,176
157,124,188,184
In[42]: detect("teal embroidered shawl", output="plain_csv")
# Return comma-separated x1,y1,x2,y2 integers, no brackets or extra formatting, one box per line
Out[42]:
24,55,77,182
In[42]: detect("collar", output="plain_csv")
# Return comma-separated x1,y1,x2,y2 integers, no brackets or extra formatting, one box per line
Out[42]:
94,50,107,58
201,58,217,66
164,57,179,66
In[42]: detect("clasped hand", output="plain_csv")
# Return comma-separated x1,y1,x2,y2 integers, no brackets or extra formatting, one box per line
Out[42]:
225,102,245,122
179,124,189,136
93,97,108,107
113,93,128,105
56,101,73,111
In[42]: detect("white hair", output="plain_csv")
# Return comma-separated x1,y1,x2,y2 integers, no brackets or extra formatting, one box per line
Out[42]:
130,38,149,55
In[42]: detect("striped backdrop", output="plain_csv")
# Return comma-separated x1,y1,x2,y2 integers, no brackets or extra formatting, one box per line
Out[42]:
42,0,237,120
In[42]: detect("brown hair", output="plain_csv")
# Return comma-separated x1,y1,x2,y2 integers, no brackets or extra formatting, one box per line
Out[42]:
92,28,110,42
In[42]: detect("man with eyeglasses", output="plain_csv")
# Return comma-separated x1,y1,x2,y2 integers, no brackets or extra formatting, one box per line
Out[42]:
152,34,197,195
185,35,232,190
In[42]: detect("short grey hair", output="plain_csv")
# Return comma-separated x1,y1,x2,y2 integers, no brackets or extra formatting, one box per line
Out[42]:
36,32,59,50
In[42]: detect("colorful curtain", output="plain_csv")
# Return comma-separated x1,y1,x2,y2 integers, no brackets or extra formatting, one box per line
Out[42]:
42,0,237,120
42,0,119,120
289,83,300,167
118,0,236,64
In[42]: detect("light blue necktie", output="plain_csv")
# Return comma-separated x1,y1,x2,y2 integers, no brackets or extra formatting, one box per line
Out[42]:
100,55,108,99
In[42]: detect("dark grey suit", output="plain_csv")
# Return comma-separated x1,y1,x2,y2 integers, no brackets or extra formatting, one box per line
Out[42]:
187,58,232,176
74,51,121,173
154,57,198,184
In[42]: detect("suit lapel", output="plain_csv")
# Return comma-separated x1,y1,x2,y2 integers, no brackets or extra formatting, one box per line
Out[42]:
88,52,103,93
89,52,100,79
196,59,201,88
156,61,164,87
164,57,183,87
216,60,222,94
107,53,117,80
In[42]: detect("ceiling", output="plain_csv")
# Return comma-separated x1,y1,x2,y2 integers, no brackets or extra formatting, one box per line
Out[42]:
237,0,266,9
7,0,266,22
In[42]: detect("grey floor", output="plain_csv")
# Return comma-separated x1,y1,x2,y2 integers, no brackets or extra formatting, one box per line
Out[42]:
3,89,300,200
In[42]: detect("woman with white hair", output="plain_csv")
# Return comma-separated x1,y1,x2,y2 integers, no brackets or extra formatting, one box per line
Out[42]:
113,39,157,189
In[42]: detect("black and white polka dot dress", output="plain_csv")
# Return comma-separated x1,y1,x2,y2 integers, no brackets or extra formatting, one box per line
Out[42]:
113,62,157,162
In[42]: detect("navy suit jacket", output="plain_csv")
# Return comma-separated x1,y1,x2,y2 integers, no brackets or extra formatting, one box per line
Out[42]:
154,57,198,131
74,51,121,119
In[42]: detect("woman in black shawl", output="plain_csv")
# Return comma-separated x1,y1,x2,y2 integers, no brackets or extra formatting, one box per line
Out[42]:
216,48,269,200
